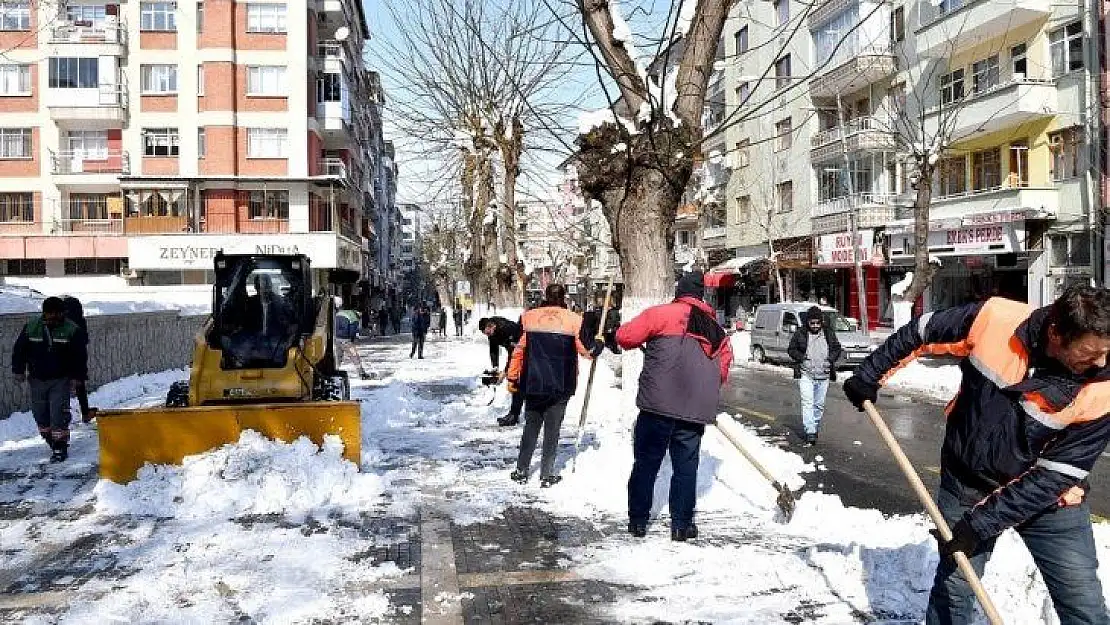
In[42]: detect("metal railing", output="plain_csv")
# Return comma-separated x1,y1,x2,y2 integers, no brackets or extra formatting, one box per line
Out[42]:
51,19,127,45
813,191,898,218
49,150,130,175
933,179,1043,202
318,157,348,179
57,217,123,234
926,76,1055,116
317,41,344,62
811,116,886,147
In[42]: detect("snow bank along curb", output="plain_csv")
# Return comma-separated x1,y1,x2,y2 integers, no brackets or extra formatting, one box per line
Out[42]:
0,311,206,420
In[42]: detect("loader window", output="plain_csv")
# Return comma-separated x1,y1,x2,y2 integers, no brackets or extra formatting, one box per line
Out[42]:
212,257,309,369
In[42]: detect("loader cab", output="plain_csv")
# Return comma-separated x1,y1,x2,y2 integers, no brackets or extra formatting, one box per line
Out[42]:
210,253,316,369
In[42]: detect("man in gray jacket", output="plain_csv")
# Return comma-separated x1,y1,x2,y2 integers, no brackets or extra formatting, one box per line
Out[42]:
787,306,842,446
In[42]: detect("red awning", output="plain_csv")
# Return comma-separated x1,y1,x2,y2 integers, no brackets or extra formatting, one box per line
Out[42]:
704,272,738,288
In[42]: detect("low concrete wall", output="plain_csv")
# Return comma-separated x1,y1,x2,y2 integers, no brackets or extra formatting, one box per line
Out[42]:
0,311,206,419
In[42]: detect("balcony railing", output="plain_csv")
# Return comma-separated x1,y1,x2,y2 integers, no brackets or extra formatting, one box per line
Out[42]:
318,157,348,179
58,218,123,234
702,226,727,239
49,150,130,175
812,116,883,147
200,213,289,233
51,19,127,46
317,41,344,61
813,191,898,218
0,220,43,235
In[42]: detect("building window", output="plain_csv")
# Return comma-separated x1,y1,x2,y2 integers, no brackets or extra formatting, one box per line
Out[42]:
937,156,966,196
940,68,964,105
249,190,289,219
0,128,31,159
1050,21,1084,76
776,181,793,212
971,55,999,95
1050,127,1082,181
736,195,751,223
65,130,108,158
66,4,106,23
938,0,964,14
0,1,30,31
678,230,690,246
197,128,206,158
1011,43,1027,77
67,193,110,219
64,258,123,275
0,64,30,95
247,66,287,96
737,81,750,104
1050,232,1091,267
140,2,177,31
140,64,178,94
971,148,1001,191
890,6,904,44
735,138,750,168
317,73,342,102
814,5,860,68
246,128,288,158
130,190,184,217
734,26,748,54
5,259,45,276
48,58,98,88
0,192,32,221
774,0,788,26
704,203,726,229
775,118,792,151
775,54,791,90
143,128,180,157
196,2,203,33
197,65,204,95
247,3,286,33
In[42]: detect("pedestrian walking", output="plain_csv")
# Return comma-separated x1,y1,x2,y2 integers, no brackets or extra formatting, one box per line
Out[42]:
378,307,389,336
506,284,601,488
11,297,88,462
787,306,842,446
615,271,733,541
454,307,464,337
410,304,430,359
480,316,525,426
61,295,96,423
438,307,448,337
392,307,402,336
843,285,1110,624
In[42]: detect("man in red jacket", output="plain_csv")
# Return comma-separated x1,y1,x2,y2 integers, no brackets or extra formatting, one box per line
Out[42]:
615,271,733,541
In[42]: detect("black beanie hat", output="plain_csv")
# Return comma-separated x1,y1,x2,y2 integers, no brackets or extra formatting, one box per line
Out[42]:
807,305,824,323
675,271,705,301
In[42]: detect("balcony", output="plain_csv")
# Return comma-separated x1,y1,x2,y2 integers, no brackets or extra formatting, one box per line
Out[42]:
317,41,346,74
929,184,1059,221
58,218,123,234
0,220,43,235
318,157,348,180
50,19,126,54
924,78,1057,141
810,117,897,163
201,212,289,234
47,84,128,126
317,100,352,137
124,215,190,234
49,150,130,177
811,49,896,98
917,0,1051,58
811,192,899,234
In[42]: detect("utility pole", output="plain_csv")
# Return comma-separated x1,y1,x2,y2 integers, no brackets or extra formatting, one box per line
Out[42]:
838,93,870,337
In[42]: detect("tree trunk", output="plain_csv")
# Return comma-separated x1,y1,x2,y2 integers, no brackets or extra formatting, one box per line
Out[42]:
902,164,938,305
462,147,485,301
495,116,526,309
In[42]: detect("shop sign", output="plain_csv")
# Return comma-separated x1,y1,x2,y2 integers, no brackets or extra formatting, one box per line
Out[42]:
889,222,1023,259
128,233,344,270
814,230,881,267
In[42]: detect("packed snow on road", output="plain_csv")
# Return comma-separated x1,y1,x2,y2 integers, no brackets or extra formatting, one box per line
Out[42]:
0,336,1103,623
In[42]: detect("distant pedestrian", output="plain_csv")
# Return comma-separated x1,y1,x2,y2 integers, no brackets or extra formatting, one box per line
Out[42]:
438,307,447,336
615,271,733,541
410,304,431,359
61,295,96,423
453,308,464,337
11,297,88,462
787,306,842,446
507,284,602,487
392,307,402,336
480,316,524,426
378,307,389,336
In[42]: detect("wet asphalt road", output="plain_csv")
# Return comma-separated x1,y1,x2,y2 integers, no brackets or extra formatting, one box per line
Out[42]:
719,363,1110,518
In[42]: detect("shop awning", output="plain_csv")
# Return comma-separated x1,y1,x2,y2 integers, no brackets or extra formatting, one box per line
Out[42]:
705,256,766,288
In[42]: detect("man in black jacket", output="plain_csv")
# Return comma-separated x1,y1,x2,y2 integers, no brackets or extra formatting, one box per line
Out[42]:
12,297,88,462
844,286,1110,625
481,316,524,426
410,304,431,359
787,306,842,446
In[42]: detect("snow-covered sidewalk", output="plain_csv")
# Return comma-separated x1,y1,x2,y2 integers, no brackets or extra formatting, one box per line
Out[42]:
0,334,1105,623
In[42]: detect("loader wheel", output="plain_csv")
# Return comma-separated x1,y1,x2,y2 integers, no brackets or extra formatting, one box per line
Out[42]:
166,381,190,407
313,371,350,401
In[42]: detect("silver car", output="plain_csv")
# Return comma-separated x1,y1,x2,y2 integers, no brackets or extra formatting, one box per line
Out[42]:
749,302,875,367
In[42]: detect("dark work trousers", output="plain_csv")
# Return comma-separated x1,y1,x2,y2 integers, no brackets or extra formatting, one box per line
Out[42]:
627,410,705,531
926,473,1108,625
515,397,569,478
507,390,525,418
410,331,426,358
29,377,72,449
74,380,90,420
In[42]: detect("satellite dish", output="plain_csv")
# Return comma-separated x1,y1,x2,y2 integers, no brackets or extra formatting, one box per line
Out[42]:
335,26,350,42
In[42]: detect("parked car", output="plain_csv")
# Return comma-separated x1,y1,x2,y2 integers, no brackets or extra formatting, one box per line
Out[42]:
748,302,875,368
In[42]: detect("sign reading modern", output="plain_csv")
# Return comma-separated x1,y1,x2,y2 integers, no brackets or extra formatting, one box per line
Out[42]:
814,230,881,267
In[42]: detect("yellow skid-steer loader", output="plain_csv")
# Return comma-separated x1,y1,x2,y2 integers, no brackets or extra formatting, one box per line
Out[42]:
97,252,361,483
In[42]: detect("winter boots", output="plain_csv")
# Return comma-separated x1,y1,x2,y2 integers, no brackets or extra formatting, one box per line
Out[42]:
671,524,698,542
497,413,520,427
510,469,528,484
50,443,68,463
539,475,562,488
627,522,647,538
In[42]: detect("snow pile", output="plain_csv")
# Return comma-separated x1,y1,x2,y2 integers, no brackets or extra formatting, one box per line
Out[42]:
883,359,962,401
96,431,385,522
0,289,42,314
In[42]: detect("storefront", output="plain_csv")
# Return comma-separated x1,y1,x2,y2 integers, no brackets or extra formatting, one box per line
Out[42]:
811,229,885,330
706,253,769,322
886,211,1028,311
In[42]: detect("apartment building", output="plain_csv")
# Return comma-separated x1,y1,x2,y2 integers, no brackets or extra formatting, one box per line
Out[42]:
0,0,395,290
715,0,1102,327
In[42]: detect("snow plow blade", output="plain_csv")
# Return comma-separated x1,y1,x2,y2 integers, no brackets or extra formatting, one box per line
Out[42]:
96,401,362,483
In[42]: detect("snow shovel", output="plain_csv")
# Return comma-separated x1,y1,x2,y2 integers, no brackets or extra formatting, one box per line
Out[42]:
713,414,796,522
862,400,1004,625
570,276,615,473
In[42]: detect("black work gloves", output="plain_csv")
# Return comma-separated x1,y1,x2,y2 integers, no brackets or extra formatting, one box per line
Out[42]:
930,519,979,560
603,309,622,354
843,376,879,411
